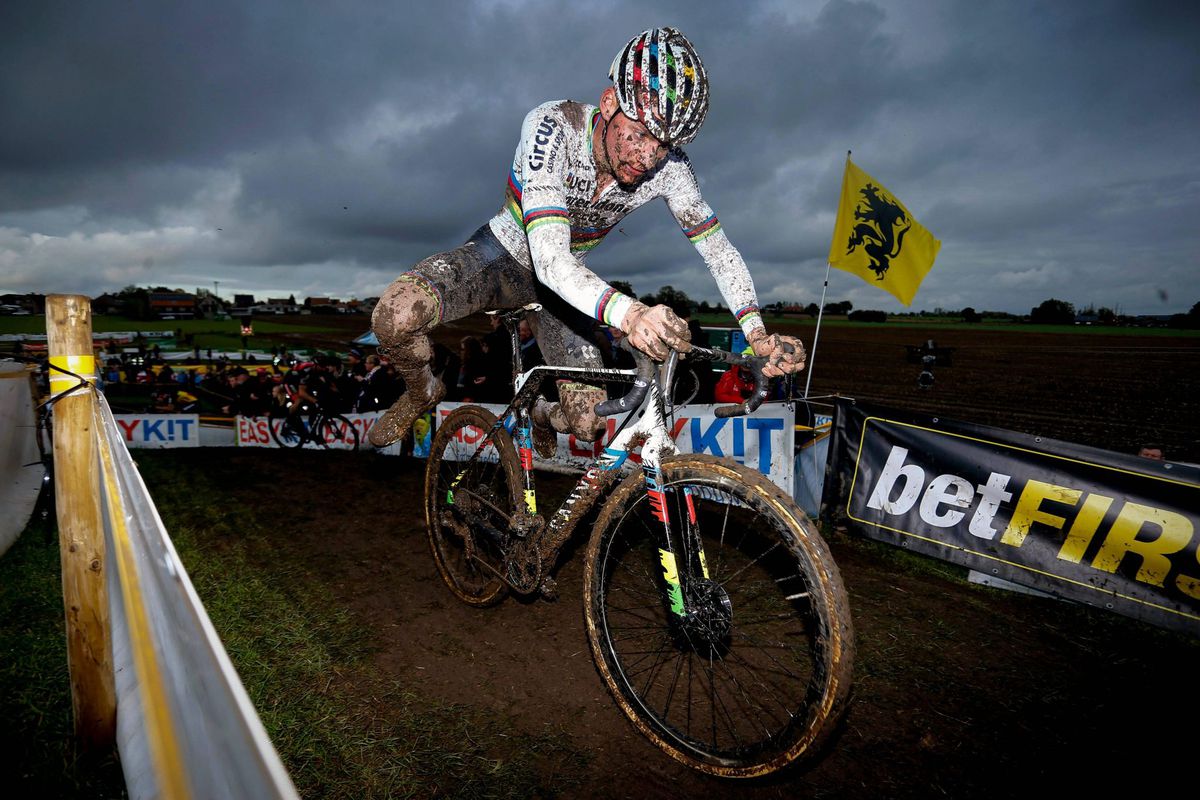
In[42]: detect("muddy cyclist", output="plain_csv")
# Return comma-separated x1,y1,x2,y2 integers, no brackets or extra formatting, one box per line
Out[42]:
369,26,806,451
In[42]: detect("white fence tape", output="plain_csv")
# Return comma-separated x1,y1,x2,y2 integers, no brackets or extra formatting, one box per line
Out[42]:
95,393,299,799
0,362,43,557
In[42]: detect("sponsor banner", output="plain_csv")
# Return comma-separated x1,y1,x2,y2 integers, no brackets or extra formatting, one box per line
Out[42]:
827,399,1200,635
113,414,200,448
434,402,795,493
235,412,400,454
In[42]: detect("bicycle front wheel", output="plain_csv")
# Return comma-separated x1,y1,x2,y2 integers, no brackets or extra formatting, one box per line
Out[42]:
316,413,360,451
425,405,520,606
583,454,854,778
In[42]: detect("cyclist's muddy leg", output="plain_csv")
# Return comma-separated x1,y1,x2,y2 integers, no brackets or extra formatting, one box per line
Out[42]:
530,293,608,452
369,274,446,447
369,227,523,448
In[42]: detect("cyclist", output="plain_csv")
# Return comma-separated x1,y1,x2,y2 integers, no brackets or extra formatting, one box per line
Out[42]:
369,26,805,450
275,358,342,430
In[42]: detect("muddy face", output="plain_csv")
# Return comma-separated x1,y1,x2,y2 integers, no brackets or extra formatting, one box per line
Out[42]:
594,87,669,189
605,113,667,187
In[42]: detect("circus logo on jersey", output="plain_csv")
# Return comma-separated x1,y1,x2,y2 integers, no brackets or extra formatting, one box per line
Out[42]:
846,183,911,280
528,115,560,171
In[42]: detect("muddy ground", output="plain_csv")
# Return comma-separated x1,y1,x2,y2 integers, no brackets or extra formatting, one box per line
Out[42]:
166,447,1196,799
177,319,1199,796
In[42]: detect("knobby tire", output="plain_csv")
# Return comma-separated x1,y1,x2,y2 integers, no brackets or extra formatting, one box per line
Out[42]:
425,406,520,606
582,454,854,778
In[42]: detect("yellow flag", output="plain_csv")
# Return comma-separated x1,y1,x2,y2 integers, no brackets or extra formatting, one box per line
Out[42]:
828,158,941,306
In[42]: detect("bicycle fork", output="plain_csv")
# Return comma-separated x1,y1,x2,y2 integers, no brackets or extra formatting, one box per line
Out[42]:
645,465,728,645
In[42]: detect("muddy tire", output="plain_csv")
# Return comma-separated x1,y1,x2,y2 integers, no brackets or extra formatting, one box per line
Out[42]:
425,406,519,606
582,454,854,777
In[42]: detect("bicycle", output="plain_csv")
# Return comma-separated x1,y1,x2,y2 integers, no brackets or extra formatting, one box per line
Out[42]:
424,305,854,778
269,390,360,451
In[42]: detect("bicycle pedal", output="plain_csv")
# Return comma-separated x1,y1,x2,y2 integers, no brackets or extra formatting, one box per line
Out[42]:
538,577,559,601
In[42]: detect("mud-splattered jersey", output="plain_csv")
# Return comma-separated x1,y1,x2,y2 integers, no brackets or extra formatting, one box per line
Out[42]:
487,100,765,336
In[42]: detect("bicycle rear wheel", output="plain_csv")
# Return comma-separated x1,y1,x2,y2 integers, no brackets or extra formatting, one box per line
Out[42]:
425,406,520,606
269,405,305,449
583,454,854,777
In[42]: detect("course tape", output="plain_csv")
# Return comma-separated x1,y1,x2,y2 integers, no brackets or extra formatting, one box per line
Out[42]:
92,391,299,800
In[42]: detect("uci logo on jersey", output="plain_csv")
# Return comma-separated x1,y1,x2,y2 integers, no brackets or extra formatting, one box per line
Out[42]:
528,115,559,171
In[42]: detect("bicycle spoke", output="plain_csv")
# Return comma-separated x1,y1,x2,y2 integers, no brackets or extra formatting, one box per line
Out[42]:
586,457,853,773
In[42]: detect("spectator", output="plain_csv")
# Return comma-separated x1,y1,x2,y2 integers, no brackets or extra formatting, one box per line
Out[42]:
430,342,460,396
455,336,489,401
222,367,268,416
1138,444,1165,461
355,354,390,412
337,348,367,405
714,358,756,404
345,348,367,380
103,358,122,383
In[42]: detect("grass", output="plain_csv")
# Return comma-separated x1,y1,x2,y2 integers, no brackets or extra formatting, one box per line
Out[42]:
1,457,589,799
0,514,127,798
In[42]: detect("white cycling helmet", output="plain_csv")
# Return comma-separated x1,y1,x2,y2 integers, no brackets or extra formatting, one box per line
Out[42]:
608,27,709,147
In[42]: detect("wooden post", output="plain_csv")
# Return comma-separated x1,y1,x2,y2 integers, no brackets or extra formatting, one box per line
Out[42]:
46,294,116,751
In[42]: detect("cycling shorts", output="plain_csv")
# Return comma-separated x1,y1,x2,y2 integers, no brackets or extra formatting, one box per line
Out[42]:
396,225,604,369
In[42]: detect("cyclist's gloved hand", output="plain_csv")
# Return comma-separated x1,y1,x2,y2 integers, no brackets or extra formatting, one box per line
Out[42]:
620,302,692,361
747,330,807,378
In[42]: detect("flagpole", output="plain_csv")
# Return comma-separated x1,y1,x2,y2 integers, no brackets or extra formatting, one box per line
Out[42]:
803,261,832,398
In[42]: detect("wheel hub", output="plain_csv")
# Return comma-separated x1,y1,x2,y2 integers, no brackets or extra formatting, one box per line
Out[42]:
680,579,733,647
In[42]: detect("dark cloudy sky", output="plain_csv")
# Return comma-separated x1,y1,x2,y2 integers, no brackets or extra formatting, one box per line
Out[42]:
1,0,1197,314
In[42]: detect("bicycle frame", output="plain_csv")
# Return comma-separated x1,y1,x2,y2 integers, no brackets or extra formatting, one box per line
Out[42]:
446,349,718,614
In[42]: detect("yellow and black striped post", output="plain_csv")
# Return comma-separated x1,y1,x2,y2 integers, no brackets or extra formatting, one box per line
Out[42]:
45,294,116,751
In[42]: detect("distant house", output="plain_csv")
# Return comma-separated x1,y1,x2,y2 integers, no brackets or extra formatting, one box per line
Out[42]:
305,296,337,314
149,292,195,319
305,296,363,314
0,293,44,314
92,293,125,315
252,298,300,315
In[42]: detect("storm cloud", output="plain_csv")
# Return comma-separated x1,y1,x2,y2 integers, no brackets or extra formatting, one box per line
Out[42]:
1,0,1196,314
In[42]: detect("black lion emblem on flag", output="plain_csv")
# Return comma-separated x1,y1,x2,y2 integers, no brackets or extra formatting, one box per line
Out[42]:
847,183,912,279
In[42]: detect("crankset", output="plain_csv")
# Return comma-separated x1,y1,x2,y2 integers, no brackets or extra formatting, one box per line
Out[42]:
503,539,544,594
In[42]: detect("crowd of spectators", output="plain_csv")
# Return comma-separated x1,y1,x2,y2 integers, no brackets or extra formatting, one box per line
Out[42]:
42,308,790,418
79,340,410,418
